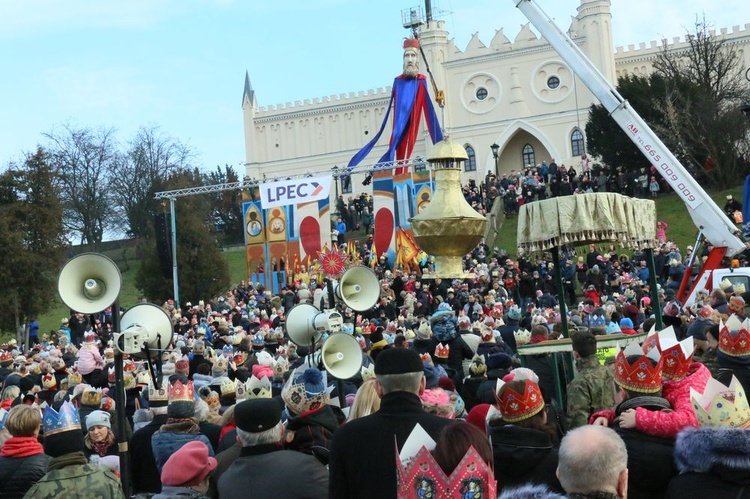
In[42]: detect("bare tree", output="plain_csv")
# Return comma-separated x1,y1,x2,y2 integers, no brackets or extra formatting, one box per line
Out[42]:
110,125,194,239
44,124,119,246
653,16,750,188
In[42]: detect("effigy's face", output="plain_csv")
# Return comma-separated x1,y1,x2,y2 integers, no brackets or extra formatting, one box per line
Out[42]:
403,48,419,77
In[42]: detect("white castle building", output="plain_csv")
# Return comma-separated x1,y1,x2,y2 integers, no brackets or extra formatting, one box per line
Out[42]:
241,0,750,194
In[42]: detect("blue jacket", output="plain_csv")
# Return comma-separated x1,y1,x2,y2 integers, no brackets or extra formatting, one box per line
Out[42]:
151,431,214,473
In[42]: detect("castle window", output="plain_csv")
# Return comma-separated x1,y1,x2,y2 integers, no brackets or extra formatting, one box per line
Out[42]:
547,76,560,89
522,144,535,167
475,87,488,101
464,145,477,172
571,129,585,157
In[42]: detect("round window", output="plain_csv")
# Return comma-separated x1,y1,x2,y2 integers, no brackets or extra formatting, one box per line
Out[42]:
475,87,488,101
547,76,560,89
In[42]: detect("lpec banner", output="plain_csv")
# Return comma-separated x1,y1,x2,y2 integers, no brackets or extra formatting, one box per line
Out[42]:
259,175,332,209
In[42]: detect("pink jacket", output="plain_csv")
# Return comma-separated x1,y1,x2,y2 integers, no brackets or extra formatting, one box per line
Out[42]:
633,362,710,439
77,344,104,375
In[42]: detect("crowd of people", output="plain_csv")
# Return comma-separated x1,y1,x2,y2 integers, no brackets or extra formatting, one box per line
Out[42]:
1,228,750,498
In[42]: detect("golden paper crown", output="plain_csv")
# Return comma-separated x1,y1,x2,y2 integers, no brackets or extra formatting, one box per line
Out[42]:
81,387,103,407
67,372,83,387
656,326,694,380
148,383,169,405
615,343,663,393
220,378,237,396
237,375,272,400
514,328,531,346
691,375,750,428
396,424,497,499
42,373,57,390
168,380,195,403
719,316,750,357
435,343,450,359
273,357,289,379
360,363,376,381
495,379,545,423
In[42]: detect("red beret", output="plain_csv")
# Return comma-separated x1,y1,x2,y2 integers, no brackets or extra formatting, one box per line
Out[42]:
161,441,217,486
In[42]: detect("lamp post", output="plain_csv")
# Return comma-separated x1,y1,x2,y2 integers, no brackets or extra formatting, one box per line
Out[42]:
490,143,500,176
488,143,500,210
742,68,750,120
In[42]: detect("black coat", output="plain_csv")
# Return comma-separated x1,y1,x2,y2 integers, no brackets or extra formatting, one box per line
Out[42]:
614,425,677,499
218,443,328,499
130,413,169,494
488,424,563,494
667,426,750,499
0,451,49,499
328,391,454,499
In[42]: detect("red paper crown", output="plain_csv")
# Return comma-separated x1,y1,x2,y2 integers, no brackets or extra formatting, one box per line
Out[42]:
403,37,420,50
435,343,450,359
495,379,545,423
168,380,195,403
615,343,663,393
396,441,496,499
719,317,750,357
658,332,694,380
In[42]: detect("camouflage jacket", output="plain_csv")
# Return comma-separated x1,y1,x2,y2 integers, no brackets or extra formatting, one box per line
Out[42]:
566,354,616,428
23,453,124,499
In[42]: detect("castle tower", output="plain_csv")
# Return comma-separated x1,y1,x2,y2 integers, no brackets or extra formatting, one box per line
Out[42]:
576,0,616,83
241,71,261,180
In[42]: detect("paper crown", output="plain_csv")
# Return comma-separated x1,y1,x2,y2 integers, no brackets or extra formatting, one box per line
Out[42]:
719,316,750,357
67,372,83,387
0,351,12,362
42,373,57,390
43,401,81,436
281,366,333,415
691,375,750,428
494,378,545,423
435,343,450,359
220,378,237,396
175,357,189,372
657,328,695,380
514,328,531,346
272,357,289,379
276,344,289,357
136,370,151,386
396,424,496,499
614,342,663,393
148,383,169,406
403,37,420,50
168,380,195,403
360,363,376,381
81,387,103,407
234,352,248,366
641,324,660,354
720,278,733,291
589,314,607,329
237,375,272,400
213,356,229,371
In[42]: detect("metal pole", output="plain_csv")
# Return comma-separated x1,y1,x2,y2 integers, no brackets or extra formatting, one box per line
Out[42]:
552,247,571,338
170,197,180,310
645,248,663,329
111,300,131,497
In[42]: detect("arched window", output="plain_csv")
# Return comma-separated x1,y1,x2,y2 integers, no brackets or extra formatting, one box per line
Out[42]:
571,129,585,157
522,144,535,168
464,145,477,172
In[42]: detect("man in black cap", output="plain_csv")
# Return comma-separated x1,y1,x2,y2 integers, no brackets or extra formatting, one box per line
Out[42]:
328,347,454,499
217,398,328,499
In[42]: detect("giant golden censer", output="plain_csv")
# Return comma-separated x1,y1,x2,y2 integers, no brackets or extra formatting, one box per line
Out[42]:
410,137,487,278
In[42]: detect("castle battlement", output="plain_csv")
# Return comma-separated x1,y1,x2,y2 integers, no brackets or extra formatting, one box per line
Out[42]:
257,87,391,114
615,23,750,56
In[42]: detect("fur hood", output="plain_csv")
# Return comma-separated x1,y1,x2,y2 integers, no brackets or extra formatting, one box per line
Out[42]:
498,484,566,499
675,426,750,473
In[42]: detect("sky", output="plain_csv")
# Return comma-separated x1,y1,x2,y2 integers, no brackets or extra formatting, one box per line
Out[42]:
1,0,748,172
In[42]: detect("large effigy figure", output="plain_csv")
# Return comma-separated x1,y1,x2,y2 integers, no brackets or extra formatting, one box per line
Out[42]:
346,37,444,265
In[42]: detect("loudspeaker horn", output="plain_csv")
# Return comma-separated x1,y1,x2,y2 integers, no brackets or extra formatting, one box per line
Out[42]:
116,303,173,357
320,333,363,380
58,253,122,314
335,266,380,312
286,304,327,347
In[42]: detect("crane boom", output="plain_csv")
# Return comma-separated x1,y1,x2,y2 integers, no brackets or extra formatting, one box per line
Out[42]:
511,0,745,256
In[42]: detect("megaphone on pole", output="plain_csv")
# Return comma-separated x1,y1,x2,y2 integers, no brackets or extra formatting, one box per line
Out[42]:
335,266,380,312
285,304,328,347
58,253,122,314
320,333,363,380
115,303,173,357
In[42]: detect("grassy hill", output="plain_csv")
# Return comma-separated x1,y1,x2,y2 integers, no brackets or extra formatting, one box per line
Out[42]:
20,186,744,339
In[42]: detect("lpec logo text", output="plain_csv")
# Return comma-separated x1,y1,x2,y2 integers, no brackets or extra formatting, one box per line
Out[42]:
260,175,332,209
